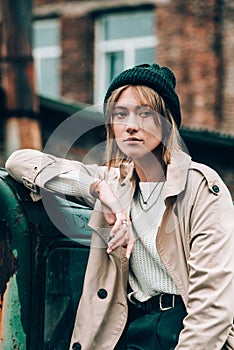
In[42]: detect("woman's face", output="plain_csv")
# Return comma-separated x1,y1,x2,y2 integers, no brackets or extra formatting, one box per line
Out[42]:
112,87,162,161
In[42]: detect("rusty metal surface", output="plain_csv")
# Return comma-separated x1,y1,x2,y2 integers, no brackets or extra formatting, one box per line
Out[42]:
0,169,30,349
0,168,92,349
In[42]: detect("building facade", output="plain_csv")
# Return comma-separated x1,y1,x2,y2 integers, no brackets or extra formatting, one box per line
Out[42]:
33,0,234,134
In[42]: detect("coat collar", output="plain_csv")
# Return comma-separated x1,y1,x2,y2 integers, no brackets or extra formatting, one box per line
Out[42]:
165,151,191,198
118,151,191,199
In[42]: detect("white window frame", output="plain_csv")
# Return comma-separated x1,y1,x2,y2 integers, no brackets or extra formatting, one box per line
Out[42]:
94,11,158,104
33,19,61,98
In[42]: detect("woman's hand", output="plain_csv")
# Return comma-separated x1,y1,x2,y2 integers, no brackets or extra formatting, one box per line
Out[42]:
90,179,135,258
107,217,135,259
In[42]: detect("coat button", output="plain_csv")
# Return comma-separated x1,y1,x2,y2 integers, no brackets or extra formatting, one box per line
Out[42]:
212,185,219,193
72,342,81,350
97,288,108,299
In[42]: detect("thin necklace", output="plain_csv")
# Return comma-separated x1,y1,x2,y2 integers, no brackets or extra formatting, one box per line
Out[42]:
138,180,165,212
138,174,165,204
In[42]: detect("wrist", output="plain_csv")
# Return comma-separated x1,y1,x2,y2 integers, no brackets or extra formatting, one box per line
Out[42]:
90,179,120,213
89,179,104,199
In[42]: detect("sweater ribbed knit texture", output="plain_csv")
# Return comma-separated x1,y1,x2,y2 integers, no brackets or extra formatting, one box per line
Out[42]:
129,182,179,301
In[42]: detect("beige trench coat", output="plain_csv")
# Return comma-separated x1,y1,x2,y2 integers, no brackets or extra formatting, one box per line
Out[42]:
6,149,234,350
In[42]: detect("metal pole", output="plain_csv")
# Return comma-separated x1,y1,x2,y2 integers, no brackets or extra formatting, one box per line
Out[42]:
0,0,42,156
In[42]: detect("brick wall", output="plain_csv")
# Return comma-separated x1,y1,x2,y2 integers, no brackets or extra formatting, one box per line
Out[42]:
33,0,234,135
222,0,234,133
156,0,222,131
35,0,65,5
61,15,94,103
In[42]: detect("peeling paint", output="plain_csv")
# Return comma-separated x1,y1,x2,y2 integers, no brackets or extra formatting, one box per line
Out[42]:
0,220,18,348
0,170,32,349
0,220,18,297
1,275,26,349
0,168,92,349
13,207,24,227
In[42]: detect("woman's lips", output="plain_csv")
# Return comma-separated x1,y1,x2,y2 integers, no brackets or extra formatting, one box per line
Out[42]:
124,137,143,144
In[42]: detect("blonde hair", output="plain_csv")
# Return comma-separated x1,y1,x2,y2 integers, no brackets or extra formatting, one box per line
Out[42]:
104,85,182,169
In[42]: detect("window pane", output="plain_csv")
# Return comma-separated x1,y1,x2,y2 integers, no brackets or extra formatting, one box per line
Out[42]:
94,10,157,104
135,47,155,65
106,51,124,84
104,12,154,40
39,57,60,97
34,22,60,48
33,19,61,98
44,246,89,350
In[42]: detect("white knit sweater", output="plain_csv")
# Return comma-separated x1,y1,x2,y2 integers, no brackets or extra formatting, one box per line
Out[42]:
129,181,179,302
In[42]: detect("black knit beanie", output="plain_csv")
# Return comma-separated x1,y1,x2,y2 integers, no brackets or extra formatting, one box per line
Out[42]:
104,63,181,128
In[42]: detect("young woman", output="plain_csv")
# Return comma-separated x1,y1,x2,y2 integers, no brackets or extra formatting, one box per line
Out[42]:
6,63,234,350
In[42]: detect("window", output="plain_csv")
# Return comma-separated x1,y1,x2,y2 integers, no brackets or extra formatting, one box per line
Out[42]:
33,19,61,98
94,10,157,104
44,245,89,349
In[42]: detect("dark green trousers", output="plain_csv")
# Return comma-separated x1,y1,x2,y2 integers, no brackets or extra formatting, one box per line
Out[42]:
115,300,187,350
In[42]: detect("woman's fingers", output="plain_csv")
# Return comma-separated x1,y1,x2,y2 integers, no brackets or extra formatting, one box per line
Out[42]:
125,239,135,259
107,222,135,258
109,218,128,237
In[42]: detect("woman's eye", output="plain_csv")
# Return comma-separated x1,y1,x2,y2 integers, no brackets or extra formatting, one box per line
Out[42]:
112,111,127,119
139,110,153,118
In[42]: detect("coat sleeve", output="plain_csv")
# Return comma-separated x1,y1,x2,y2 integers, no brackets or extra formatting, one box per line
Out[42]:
5,149,100,205
176,169,234,349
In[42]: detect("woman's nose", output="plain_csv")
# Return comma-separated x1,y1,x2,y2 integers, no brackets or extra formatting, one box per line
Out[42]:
125,113,140,132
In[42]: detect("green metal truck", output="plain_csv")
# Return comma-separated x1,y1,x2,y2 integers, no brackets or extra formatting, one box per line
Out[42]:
0,168,92,349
